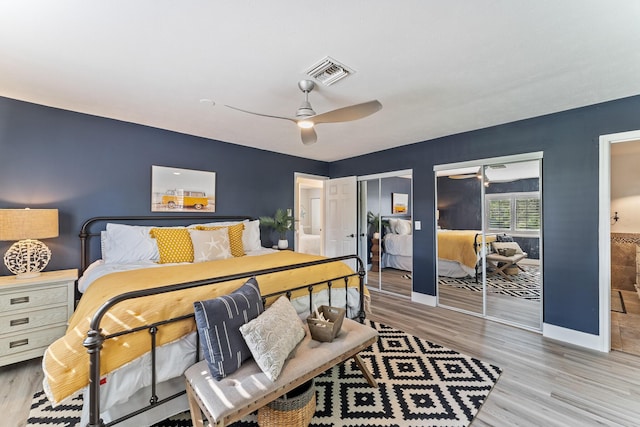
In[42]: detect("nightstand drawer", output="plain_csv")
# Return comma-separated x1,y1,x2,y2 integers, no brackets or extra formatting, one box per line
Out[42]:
0,306,68,333
0,325,66,358
0,284,68,313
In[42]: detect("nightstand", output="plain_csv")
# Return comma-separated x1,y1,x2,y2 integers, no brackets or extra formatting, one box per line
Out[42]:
0,269,77,366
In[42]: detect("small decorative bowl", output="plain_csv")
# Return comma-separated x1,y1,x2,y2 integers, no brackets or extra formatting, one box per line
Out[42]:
307,306,346,342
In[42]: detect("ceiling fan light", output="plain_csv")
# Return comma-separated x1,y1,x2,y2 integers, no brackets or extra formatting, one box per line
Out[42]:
297,120,314,129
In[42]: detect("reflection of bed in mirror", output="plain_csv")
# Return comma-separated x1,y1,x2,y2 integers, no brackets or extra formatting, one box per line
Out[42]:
437,230,485,278
381,217,412,271
298,226,321,255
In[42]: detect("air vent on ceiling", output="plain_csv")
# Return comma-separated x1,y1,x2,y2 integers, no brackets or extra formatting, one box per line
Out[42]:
305,56,355,86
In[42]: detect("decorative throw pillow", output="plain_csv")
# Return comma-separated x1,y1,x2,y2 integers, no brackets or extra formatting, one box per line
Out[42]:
188,228,232,262
150,227,194,263
496,233,514,242
239,295,306,381
193,278,264,380
197,223,245,257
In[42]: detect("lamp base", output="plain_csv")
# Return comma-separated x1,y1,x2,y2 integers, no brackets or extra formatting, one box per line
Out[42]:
16,271,42,280
3,239,51,278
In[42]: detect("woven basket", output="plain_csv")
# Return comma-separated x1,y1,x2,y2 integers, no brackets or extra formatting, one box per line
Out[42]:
505,266,519,275
258,380,316,427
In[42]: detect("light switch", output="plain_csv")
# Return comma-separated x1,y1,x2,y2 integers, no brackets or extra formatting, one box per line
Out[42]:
414,220,421,230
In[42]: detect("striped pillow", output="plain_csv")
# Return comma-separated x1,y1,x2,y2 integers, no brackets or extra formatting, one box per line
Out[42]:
197,222,245,257
193,278,263,380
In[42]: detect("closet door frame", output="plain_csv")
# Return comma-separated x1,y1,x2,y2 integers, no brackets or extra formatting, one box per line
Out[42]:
358,169,413,297
434,151,543,330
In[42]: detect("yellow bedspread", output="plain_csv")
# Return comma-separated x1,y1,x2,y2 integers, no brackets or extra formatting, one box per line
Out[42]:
43,252,363,405
437,230,490,269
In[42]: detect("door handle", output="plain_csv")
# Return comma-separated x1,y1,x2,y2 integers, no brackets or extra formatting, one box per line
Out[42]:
346,234,355,238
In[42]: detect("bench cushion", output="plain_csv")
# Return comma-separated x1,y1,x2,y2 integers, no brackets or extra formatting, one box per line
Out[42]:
184,317,378,425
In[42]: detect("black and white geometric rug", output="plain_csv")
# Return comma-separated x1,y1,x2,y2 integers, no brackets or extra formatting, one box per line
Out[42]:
439,265,541,301
28,321,502,427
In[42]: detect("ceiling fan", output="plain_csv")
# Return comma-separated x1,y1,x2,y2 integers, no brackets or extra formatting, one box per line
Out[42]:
225,80,382,145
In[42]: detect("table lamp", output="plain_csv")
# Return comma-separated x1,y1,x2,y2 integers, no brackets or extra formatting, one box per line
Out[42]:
0,208,59,279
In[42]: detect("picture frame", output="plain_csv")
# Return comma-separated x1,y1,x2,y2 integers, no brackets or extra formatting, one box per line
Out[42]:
391,192,408,214
151,165,216,212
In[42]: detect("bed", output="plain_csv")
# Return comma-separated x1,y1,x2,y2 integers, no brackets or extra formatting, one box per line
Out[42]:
437,230,495,278
297,226,321,255
42,215,368,427
380,217,412,271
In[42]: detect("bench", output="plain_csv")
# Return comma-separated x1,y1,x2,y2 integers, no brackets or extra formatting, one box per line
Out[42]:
184,317,378,427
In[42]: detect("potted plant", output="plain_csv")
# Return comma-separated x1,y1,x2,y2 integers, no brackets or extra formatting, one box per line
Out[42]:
260,208,295,249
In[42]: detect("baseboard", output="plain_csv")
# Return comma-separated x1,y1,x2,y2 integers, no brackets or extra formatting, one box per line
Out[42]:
412,292,436,307
543,323,606,352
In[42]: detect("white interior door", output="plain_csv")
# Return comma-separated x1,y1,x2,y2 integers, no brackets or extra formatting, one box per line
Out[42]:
324,176,357,266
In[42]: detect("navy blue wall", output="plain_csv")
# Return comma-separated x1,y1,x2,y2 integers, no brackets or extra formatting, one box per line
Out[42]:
331,94,640,335
437,177,540,259
4,93,640,336
366,176,412,219
0,97,329,274
437,176,483,230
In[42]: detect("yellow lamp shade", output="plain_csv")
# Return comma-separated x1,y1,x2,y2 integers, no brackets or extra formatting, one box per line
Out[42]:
0,209,59,241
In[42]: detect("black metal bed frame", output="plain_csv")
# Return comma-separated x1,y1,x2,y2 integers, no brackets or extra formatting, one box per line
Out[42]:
474,232,500,283
77,216,366,427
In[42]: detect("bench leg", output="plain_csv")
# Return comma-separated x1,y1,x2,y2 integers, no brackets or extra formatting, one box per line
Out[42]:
352,354,377,388
185,379,208,427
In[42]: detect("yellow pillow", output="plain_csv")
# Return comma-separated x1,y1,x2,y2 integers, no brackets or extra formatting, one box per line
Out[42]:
197,223,245,257
150,228,194,263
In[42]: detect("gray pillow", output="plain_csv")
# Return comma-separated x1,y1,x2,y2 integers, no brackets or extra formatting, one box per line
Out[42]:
239,295,306,381
193,278,263,380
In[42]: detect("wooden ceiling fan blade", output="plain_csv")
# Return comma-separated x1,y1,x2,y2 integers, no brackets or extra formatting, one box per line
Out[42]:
301,127,317,145
311,100,382,124
225,105,295,123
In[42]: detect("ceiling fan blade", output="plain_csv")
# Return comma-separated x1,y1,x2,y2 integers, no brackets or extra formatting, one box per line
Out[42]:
300,127,317,145
310,100,382,124
225,105,295,123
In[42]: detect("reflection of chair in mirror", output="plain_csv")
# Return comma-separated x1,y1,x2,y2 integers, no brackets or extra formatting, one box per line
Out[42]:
485,241,528,281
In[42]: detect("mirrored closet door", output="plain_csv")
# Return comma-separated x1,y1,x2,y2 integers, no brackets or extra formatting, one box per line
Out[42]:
358,170,413,298
435,155,542,330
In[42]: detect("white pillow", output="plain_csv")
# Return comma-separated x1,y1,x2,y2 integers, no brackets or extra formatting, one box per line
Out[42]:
239,296,306,381
395,219,412,235
387,218,398,234
242,219,262,251
189,220,240,228
189,228,232,262
103,223,160,264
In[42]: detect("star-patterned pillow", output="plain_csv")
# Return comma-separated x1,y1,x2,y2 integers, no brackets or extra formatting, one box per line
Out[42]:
188,228,232,262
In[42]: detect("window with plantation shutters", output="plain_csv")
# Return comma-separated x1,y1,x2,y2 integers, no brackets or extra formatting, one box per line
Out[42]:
488,199,511,230
486,192,540,235
515,197,540,231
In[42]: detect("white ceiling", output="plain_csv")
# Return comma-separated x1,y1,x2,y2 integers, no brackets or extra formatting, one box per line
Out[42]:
2,1,640,162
